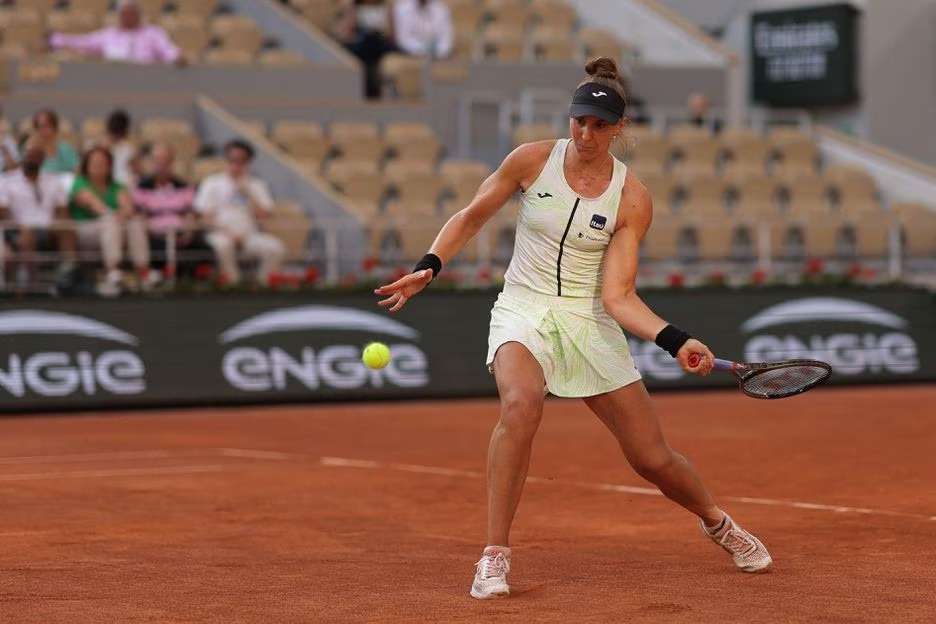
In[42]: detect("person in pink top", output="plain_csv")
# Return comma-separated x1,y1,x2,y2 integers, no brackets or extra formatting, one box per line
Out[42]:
49,0,185,66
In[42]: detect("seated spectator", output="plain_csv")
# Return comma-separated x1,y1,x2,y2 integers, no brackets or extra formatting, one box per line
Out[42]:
194,139,285,286
0,104,19,171
133,143,208,278
103,109,138,186
49,0,184,67
0,147,68,286
333,0,398,99
32,109,79,176
67,146,156,296
686,92,722,134
393,0,453,59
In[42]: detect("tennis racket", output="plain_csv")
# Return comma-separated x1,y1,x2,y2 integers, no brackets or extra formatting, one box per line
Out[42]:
688,354,832,399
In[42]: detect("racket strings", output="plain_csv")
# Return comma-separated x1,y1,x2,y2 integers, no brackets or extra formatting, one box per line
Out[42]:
743,365,829,398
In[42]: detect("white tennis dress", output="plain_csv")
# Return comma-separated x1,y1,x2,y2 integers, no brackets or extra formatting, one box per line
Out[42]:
486,139,642,397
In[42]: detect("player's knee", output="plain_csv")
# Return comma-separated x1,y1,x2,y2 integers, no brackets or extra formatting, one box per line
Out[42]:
629,448,677,482
498,391,543,440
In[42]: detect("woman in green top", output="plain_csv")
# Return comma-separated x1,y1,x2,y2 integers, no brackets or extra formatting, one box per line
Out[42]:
67,146,155,295
31,109,79,174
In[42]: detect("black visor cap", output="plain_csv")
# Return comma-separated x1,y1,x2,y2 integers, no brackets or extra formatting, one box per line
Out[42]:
569,82,626,123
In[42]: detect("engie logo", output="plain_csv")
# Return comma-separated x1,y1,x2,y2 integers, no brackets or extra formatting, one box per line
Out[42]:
742,298,919,375
0,310,146,397
219,305,429,392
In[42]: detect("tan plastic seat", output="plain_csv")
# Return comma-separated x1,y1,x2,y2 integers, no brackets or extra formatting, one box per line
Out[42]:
529,29,577,61
447,0,484,34
134,0,166,19
617,131,671,167
668,124,712,147
191,157,227,184
720,128,769,176
202,49,255,66
769,129,819,171
69,0,111,16
211,15,265,55
326,160,386,206
79,116,107,146
852,213,891,258
735,177,781,219
384,122,441,163
271,120,330,162
440,159,491,204
483,0,531,30
264,201,311,261
384,161,444,209
678,176,728,218
161,15,210,59
578,27,622,62
478,24,524,61
48,10,102,34
641,221,681,261
529,0,577,32
23,0,58,11
696,222,734,261
512,123,559,147
293,0,341,32
259,49,308,66
3,10,45,53
672,139,720,178
380,53,425,100
330,121,385,163
897,209,936,257
174,0,220,19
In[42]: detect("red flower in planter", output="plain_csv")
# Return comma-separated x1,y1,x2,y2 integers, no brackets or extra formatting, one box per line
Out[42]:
340,273,359,286
362,256,379,272
194,263,214,281
667,272,685,288
477,266,492,282
391,267,408,282
847,262,863,279
804,258,825,276
750,269,768,285
305,266,320,284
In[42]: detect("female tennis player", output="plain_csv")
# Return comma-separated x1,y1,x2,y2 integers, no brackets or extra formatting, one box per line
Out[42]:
375,57,772,599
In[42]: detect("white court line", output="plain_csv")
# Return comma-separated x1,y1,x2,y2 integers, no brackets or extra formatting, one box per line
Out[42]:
0,450,178,465
0,465,225,482
319,456,936,523
217,448,305,461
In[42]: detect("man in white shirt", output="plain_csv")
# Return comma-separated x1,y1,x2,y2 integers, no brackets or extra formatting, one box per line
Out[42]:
393,0,453,59
194,139,285,286
0,147,68,284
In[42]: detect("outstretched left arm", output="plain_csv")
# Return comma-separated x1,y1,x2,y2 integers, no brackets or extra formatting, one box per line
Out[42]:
601,173,714,375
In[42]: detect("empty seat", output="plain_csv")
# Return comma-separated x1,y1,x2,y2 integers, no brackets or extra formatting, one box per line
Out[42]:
133,0,167,19
384,161,445,209
203,49,255,65
23,0,58,11
191,157,226,183
672,139,720,178
529,0,577,32
271,121,330,162
264,201,312,261
330,121,385,162
852,213,891,258
326,160,386,206
174,0,220,19
529,29,577,61
578,27,623,62
478,25,524,61
512,123,559,147
48,10,102,34
668,124,712,147
440,159,491,210
484,0,531,30
768,128,819,170
3,10,45,53
897,210,936,257
161,15,210,59
79,116,108,147
720,127,769,175
447,0,484,35
69,0,111,16
384,122,441,163
380,53,425,100
694,222,735,261
734,177,780,218
211,16,265,55
259,49,308,66
785,177,831,217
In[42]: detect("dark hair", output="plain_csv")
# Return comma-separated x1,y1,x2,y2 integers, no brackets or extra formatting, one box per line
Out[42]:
32,109,60,131
578,57,628,108
224,138,255,161
106,109,131,139
80,146,114,185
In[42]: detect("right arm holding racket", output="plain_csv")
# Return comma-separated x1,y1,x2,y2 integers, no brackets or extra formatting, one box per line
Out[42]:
375,143,550,312
601,174,714,376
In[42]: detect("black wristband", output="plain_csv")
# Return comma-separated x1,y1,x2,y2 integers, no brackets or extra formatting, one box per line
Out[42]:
655,324,691,358
413,253,442,281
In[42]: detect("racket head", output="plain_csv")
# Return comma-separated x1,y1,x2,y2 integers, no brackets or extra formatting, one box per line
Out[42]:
735,359,832,399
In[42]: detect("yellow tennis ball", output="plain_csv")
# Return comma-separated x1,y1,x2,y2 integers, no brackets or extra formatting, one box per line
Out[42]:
362,342,391,369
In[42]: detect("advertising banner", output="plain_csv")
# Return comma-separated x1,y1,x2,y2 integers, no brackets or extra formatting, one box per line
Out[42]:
751,3,860,107
0,288,933,412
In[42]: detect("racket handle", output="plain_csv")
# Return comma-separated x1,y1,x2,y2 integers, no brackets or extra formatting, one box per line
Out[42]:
687,354,735,371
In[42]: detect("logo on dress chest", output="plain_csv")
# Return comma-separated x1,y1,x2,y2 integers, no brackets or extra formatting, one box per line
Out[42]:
589,214,607,230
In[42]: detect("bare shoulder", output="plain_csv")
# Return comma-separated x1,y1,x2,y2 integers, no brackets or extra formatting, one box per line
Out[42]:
500,140,555,184
615,169,653,233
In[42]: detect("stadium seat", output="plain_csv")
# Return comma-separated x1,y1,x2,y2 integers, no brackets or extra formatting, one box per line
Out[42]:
447,0,485,35
48,10,102,34
641,220,681,261
668,124,712,146
720,128,769,177
134,0,166,19
326,160,386,206
264,201,312,261
330,121,385,163
897,210,936,257
384,197,440,221
578,27,624,63
734,177,780,218
2,10,45,53
852,213,891,258
478,25,524,61
161,15,210,60
512,123,559,147
384,122,441,163
771,219,807,261
211,16,265,55
69,0,111,17
678,175,728,218
785,177,831,217
529,29,577,62
259,50,308,66
240,119,267,138
380,53,425,100
695,222,734,261
79,116,108,147
802,216,845,259
440,159,490,211
23,0,58,11
768,129,819,171
671,139,720,178
529,0,577,32
191,157,226,183
384,161,445,210
174,0,220,19
483,0,531,30
271,120,330,163
824,163,878,207
202,49,255,66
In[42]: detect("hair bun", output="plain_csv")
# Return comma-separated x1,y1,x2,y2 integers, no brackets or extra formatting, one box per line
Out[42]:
585,57,619,80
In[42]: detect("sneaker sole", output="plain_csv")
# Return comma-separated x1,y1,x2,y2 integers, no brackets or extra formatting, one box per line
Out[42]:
470,587,510,600
740,559,773,573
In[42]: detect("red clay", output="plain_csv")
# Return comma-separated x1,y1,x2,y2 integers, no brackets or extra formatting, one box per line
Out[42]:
1,385,934,623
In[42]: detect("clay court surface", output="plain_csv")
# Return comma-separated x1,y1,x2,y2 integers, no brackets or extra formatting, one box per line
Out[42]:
1,386,935,623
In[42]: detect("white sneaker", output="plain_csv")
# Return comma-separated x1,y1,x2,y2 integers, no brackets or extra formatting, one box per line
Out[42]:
139,269,162,292
470,546,511,599
702,514,772,573
97,269,123,297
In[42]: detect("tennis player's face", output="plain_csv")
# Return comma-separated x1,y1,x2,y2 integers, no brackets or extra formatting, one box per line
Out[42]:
570,116,622,161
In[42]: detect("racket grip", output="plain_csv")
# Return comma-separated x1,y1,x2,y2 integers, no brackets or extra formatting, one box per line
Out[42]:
687,354,735,371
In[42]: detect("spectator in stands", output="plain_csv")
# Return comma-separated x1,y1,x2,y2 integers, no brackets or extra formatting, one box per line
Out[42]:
134,142,207,278
67,146,156,296
194,139,285,286
49,0,184,67
32,110,79,175
334,0,398,99
103,109,138,186
686,92,722,133
0,105,19,171
392,0,453,59
0,147,68,286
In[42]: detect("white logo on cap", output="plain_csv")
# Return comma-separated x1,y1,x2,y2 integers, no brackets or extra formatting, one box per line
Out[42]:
592,91,608,97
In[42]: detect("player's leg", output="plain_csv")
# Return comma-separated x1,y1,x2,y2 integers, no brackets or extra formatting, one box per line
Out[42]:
584,381,772,572
488,341,546,546
471,341,545,599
